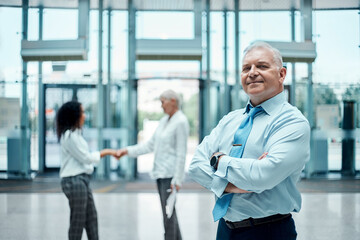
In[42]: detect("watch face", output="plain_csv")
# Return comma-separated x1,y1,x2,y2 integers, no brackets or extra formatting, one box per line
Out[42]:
210,156,217,167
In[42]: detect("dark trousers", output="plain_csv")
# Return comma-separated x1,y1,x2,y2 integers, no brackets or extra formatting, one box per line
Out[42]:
156,178,182,240
216,215,297,240
61,174,98,240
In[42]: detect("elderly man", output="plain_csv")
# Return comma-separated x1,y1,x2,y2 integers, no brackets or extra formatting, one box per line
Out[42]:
189,41,310,240
117,89,189,240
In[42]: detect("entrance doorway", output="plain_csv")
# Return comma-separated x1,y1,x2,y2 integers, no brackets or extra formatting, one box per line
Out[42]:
136,78,199,175
43,84,97,171
41,83,128,177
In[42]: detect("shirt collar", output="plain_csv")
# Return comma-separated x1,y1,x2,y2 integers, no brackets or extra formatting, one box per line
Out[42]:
243,91,286,116
167,110,180,122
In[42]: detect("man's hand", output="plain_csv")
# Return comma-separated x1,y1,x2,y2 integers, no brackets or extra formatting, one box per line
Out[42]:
258,152,268,160
170,184,180,192
116,148,128,159
100,149,120,160
110,149,121,160
225,183,251,193
224,152,268,193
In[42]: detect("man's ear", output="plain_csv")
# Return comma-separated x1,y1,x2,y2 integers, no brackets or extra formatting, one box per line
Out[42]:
279,67,287,84
170,98,179,108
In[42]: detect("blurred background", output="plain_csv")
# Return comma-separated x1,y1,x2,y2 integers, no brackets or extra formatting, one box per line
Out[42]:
0,0,359,180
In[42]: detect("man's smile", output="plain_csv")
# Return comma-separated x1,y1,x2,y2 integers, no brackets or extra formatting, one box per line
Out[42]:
247,80,264,85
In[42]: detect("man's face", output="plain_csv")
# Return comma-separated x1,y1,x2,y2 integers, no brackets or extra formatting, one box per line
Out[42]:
241,47,286,106
160,97,176,115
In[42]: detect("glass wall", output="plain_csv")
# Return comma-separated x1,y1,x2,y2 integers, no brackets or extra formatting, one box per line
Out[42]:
135,11,200,174
0,7,129,173
111,11,128,81
0,5,359,176
312,10,360,172
0,7,23,172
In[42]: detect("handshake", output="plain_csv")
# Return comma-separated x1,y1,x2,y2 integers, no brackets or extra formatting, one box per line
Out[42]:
100,148,128,160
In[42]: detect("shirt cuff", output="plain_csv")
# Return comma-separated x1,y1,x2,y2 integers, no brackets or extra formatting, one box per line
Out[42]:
91,151,101,164
210,175,229,198
214,155,231,178
126,146,136,157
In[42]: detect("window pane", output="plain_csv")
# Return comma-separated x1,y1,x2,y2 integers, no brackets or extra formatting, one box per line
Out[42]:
313,10,360,85
43,9,78,40
137,11,194,39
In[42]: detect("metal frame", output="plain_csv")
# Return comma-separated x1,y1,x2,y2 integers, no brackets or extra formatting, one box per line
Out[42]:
20,0,30,178
126,0,138,180
136,1,202,61
1,0,358,11
20,0,90,61
233,0,241,111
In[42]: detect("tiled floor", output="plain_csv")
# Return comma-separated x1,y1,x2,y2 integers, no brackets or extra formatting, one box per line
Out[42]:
1,172,360,239
1,191,360,239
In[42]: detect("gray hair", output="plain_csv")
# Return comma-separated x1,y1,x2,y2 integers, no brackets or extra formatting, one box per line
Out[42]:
160,89,181,107
243,41,283,69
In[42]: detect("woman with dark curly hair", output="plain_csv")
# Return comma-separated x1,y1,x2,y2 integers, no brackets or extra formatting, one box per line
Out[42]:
56,101,118,240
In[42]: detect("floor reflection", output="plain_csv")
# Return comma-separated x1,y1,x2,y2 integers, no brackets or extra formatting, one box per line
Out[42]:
0,193,359,240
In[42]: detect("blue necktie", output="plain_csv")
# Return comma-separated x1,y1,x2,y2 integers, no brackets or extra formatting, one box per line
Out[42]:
212,106,264,222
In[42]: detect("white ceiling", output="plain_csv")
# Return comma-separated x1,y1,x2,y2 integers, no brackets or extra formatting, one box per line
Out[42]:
0,0,359,11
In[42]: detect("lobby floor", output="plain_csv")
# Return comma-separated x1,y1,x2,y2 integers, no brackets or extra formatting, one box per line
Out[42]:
1,174,360,240
1,193,360,240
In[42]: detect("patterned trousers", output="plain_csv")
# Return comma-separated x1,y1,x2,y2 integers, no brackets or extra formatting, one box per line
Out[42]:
61,173,98,240
156,178,182,240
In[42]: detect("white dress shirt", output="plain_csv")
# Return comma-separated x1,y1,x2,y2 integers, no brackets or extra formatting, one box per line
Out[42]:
126,110,189,186
189,91,310,221
60,129,100,178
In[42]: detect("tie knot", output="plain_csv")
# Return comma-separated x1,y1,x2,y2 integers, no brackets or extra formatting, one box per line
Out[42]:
248,106,263,118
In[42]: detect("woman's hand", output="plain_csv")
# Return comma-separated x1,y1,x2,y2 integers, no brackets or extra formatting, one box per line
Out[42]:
116,148,128,159
100,149,121,160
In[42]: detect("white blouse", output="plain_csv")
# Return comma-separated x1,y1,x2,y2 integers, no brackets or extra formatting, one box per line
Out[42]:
60,129,100,178
126,110,189,186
